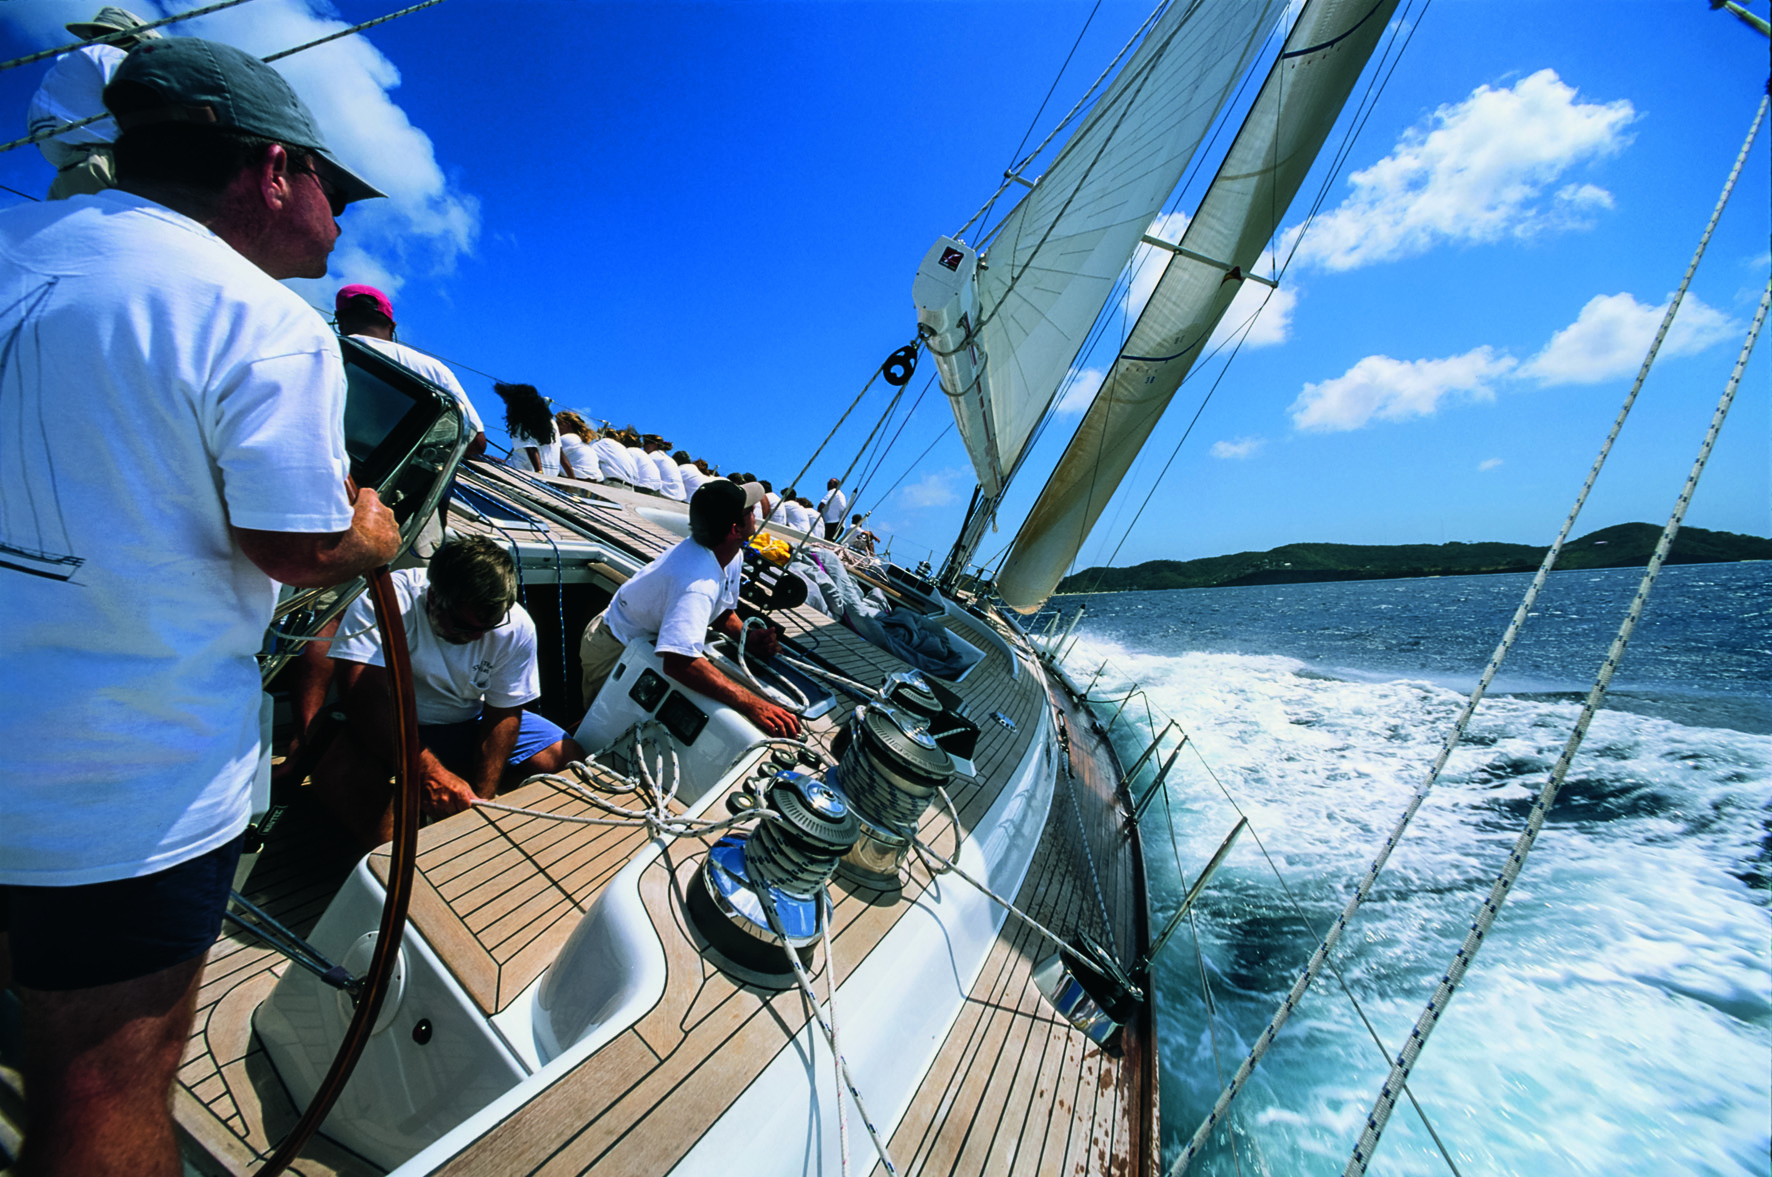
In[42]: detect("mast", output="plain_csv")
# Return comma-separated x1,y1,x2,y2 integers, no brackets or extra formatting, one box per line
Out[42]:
995,0,1404,612
913,0,1287,587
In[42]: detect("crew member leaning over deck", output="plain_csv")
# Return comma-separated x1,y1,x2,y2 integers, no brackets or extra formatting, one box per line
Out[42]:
310,536,585,850
0,38,399,1176
578,480,800,737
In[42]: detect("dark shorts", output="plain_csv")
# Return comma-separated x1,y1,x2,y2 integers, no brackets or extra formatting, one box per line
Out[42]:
0,834,244,991
419,710,569,781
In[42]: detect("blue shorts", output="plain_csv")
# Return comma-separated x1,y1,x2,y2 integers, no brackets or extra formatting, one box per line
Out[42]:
419,709,569,780
0,834,244,991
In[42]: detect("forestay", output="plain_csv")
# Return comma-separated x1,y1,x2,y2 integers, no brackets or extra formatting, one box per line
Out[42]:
928,0,1282,500
996,0,1402,612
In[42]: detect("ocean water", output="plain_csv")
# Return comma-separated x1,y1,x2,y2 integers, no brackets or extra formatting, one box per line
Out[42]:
1051,562,1771,1177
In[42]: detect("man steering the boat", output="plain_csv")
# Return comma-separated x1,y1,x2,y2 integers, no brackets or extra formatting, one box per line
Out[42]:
309,536,586,849
0,39,399,1177
579,479,800,737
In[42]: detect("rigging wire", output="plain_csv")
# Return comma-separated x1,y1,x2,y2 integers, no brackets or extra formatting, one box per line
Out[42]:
1172,84,1769,1177
0,0,263,75
1,0,451,159
1074,0,1431,593
969,0,1106,243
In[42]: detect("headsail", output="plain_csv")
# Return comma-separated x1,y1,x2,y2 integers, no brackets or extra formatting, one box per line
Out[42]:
995,0,1403,612
916,0,1284,508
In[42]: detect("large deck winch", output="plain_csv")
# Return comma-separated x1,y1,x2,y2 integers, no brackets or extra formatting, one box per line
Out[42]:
686,771,860,986
832,699,958,886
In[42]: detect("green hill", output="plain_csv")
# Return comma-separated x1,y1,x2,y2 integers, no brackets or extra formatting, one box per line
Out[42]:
1053,524,1772,594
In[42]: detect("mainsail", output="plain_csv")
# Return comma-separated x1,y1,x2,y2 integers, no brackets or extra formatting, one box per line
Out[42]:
994,0,1402,612
917,0,1284,513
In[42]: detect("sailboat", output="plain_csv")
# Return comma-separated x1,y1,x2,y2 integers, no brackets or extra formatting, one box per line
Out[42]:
9,0,1757,1174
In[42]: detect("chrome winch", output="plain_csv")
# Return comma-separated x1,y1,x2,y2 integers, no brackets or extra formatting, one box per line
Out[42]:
832,702,957,887
685,771,860,987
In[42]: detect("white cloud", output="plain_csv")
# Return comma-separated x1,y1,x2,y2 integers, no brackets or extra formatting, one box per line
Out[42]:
897,467,969,510
1478,457,1504,471
1054,366,1105,415
1521,292,1741,385
3,2,480,301
1211,436,1266,460
1290,347,1517,432
1292,69,1635,271
1208,275,1296,351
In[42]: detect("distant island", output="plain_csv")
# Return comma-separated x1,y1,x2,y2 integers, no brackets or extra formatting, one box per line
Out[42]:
1053,523,1772,594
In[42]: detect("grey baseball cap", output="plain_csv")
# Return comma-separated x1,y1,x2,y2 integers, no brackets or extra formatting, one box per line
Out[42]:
104,38,384,205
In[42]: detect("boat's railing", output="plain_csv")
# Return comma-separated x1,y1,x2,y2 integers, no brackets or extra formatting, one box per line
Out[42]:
1023,604,1469,1177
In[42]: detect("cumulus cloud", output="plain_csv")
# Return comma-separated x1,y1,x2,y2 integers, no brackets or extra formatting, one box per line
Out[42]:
1054,366,1105,415
1478,457,1504,471
1291,69,1635,271
3,1,479,300
1290,347,1517,432
1211,436,1266,459
1209,276,1296,351
897,467,969,510
1520,291,1741,385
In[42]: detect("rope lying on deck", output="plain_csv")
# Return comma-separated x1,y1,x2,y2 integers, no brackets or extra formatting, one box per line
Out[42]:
1171,88,1770,1177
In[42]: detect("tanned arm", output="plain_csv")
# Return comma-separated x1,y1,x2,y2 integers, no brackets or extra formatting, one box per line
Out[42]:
234,483,401,588
660,651,800,737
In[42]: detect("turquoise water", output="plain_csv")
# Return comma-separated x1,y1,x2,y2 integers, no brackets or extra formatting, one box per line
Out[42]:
1053,563,1771,1176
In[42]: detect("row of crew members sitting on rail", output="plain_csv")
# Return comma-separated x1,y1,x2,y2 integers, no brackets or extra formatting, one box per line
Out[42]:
311,483,795,847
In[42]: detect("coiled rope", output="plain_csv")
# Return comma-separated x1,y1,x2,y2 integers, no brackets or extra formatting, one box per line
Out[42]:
1172,88,1770,1177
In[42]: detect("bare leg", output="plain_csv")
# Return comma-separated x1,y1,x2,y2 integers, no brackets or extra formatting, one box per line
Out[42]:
16,954,205,1177
508,739,585,787
308,727,396,850
274,621,339,784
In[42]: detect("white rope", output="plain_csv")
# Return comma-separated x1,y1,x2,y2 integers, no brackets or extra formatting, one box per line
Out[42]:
821,890,852,1177
1170,88,1771,1177
1347,275,1771,1176
776,652,881,700
758,889,900,1175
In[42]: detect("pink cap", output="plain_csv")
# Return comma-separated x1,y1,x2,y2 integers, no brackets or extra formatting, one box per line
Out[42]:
335,283,395,325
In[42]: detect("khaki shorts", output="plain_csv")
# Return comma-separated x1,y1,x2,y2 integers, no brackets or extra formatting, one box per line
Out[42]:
578,612,628,713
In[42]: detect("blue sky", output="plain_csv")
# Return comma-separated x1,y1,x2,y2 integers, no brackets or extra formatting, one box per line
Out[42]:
4,0,1767,575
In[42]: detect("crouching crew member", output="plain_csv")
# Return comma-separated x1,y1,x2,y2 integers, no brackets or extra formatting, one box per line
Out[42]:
579,480,799,737
313,536,583,849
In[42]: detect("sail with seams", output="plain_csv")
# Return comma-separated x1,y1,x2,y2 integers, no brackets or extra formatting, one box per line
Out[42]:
993,0,1404,612
917,0,1283,522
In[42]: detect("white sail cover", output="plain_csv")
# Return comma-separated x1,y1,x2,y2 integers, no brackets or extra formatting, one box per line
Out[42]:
944,0,1283,498
997,0,1402,611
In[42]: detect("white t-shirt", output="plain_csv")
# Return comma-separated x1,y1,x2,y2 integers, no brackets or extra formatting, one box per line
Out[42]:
604,538,740,659
627,445,663,491
330,568,539,725
510,421,563,476
765,495,787,524
0,191,354,885
679,463,709,496
27,44,125,169
592,437,640,483
649,451,686,500
350,335,483,434
785,502,817,532
559,432,601,480
819,488,849,524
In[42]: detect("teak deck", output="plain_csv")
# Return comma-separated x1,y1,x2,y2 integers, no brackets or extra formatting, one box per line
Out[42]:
150,470,1156,1177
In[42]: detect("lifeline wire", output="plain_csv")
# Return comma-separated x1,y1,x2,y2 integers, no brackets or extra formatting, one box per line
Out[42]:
1172,89,1769,1177
0,0,448,158
1346,274,1772,1176
0,0,262,75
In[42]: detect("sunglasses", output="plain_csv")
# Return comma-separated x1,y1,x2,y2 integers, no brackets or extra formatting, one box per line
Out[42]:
428,594,508,639
299,165,348,218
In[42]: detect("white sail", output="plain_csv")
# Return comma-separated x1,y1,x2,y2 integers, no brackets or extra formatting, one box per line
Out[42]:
996,0,1403,612
922,0,1284,500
